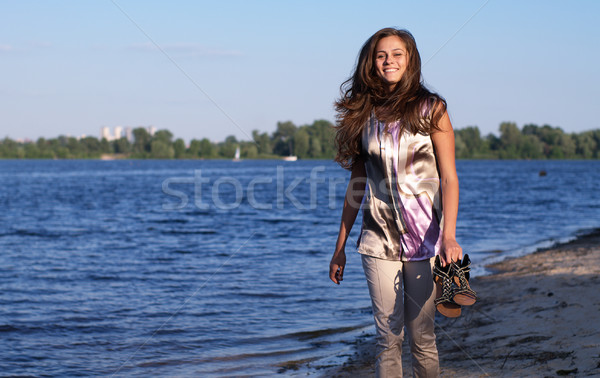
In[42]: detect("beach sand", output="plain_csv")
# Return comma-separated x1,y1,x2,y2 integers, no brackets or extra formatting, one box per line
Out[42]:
325,229,600,377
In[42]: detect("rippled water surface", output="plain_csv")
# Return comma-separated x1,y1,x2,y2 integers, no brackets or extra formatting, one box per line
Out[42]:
0,159,598,376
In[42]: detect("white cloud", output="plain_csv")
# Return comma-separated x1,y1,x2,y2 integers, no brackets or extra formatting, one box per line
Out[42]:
127,42,242,57
0,44,13,52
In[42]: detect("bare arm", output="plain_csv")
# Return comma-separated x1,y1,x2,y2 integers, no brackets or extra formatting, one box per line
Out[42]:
329,160,367,284
431,110,463,266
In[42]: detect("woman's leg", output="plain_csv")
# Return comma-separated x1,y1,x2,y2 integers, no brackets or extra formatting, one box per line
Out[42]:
403,258,440,377
361,254,405,378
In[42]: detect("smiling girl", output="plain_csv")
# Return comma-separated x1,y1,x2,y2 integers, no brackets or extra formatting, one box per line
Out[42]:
329,28,462,377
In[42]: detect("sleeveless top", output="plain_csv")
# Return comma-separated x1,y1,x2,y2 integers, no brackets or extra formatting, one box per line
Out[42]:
357,108,443,261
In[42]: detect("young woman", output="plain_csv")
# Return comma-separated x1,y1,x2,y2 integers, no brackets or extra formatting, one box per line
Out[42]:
329,28,463,377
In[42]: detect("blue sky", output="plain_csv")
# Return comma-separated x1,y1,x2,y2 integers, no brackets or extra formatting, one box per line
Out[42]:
1,0,599,143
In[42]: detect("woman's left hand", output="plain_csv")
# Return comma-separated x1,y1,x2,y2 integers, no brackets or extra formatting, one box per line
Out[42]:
441,238,463,266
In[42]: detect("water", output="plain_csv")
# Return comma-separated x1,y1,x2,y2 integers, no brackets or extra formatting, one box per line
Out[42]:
0,159,598,376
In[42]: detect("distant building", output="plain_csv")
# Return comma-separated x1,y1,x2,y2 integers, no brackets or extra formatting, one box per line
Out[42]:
100,126,112,141
114,126,123,140
100,125,156,142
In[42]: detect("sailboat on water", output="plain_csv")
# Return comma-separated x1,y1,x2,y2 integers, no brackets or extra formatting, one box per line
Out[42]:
233,146,241,162
282,141,297,161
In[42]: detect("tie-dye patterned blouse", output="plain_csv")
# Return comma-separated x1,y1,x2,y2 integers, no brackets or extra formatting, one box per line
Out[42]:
357,110,443,261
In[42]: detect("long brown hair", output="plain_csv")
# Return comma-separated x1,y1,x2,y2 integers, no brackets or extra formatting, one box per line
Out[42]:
334,28,447,170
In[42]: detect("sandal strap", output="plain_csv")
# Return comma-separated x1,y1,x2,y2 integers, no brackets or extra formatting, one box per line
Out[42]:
454,259,471,281
451,261,476,296
433,256,455,276
435,271,456,305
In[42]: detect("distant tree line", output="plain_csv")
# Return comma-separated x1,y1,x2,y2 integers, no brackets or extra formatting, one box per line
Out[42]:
455,122,600,159
0,120,336,160
1,120,598,160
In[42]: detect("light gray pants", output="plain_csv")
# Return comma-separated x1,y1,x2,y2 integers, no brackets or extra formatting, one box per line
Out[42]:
361,254,439,378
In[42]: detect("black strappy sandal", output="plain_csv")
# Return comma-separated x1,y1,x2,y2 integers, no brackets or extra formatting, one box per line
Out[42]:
451,254,477,306
433,255,461,318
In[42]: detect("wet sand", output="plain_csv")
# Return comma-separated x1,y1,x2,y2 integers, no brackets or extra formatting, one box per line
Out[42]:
324,229,600,377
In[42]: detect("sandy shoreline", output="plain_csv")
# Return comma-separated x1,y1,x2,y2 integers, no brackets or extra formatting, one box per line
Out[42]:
324,229,600,377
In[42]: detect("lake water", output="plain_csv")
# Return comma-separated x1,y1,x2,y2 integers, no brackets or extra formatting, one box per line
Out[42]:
1,159,598,376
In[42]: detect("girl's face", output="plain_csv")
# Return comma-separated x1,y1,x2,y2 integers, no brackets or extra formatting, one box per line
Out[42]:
374,35,409,92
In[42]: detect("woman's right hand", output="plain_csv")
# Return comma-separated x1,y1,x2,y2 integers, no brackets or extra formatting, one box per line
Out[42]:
329,251,346,285
329,160,366,286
